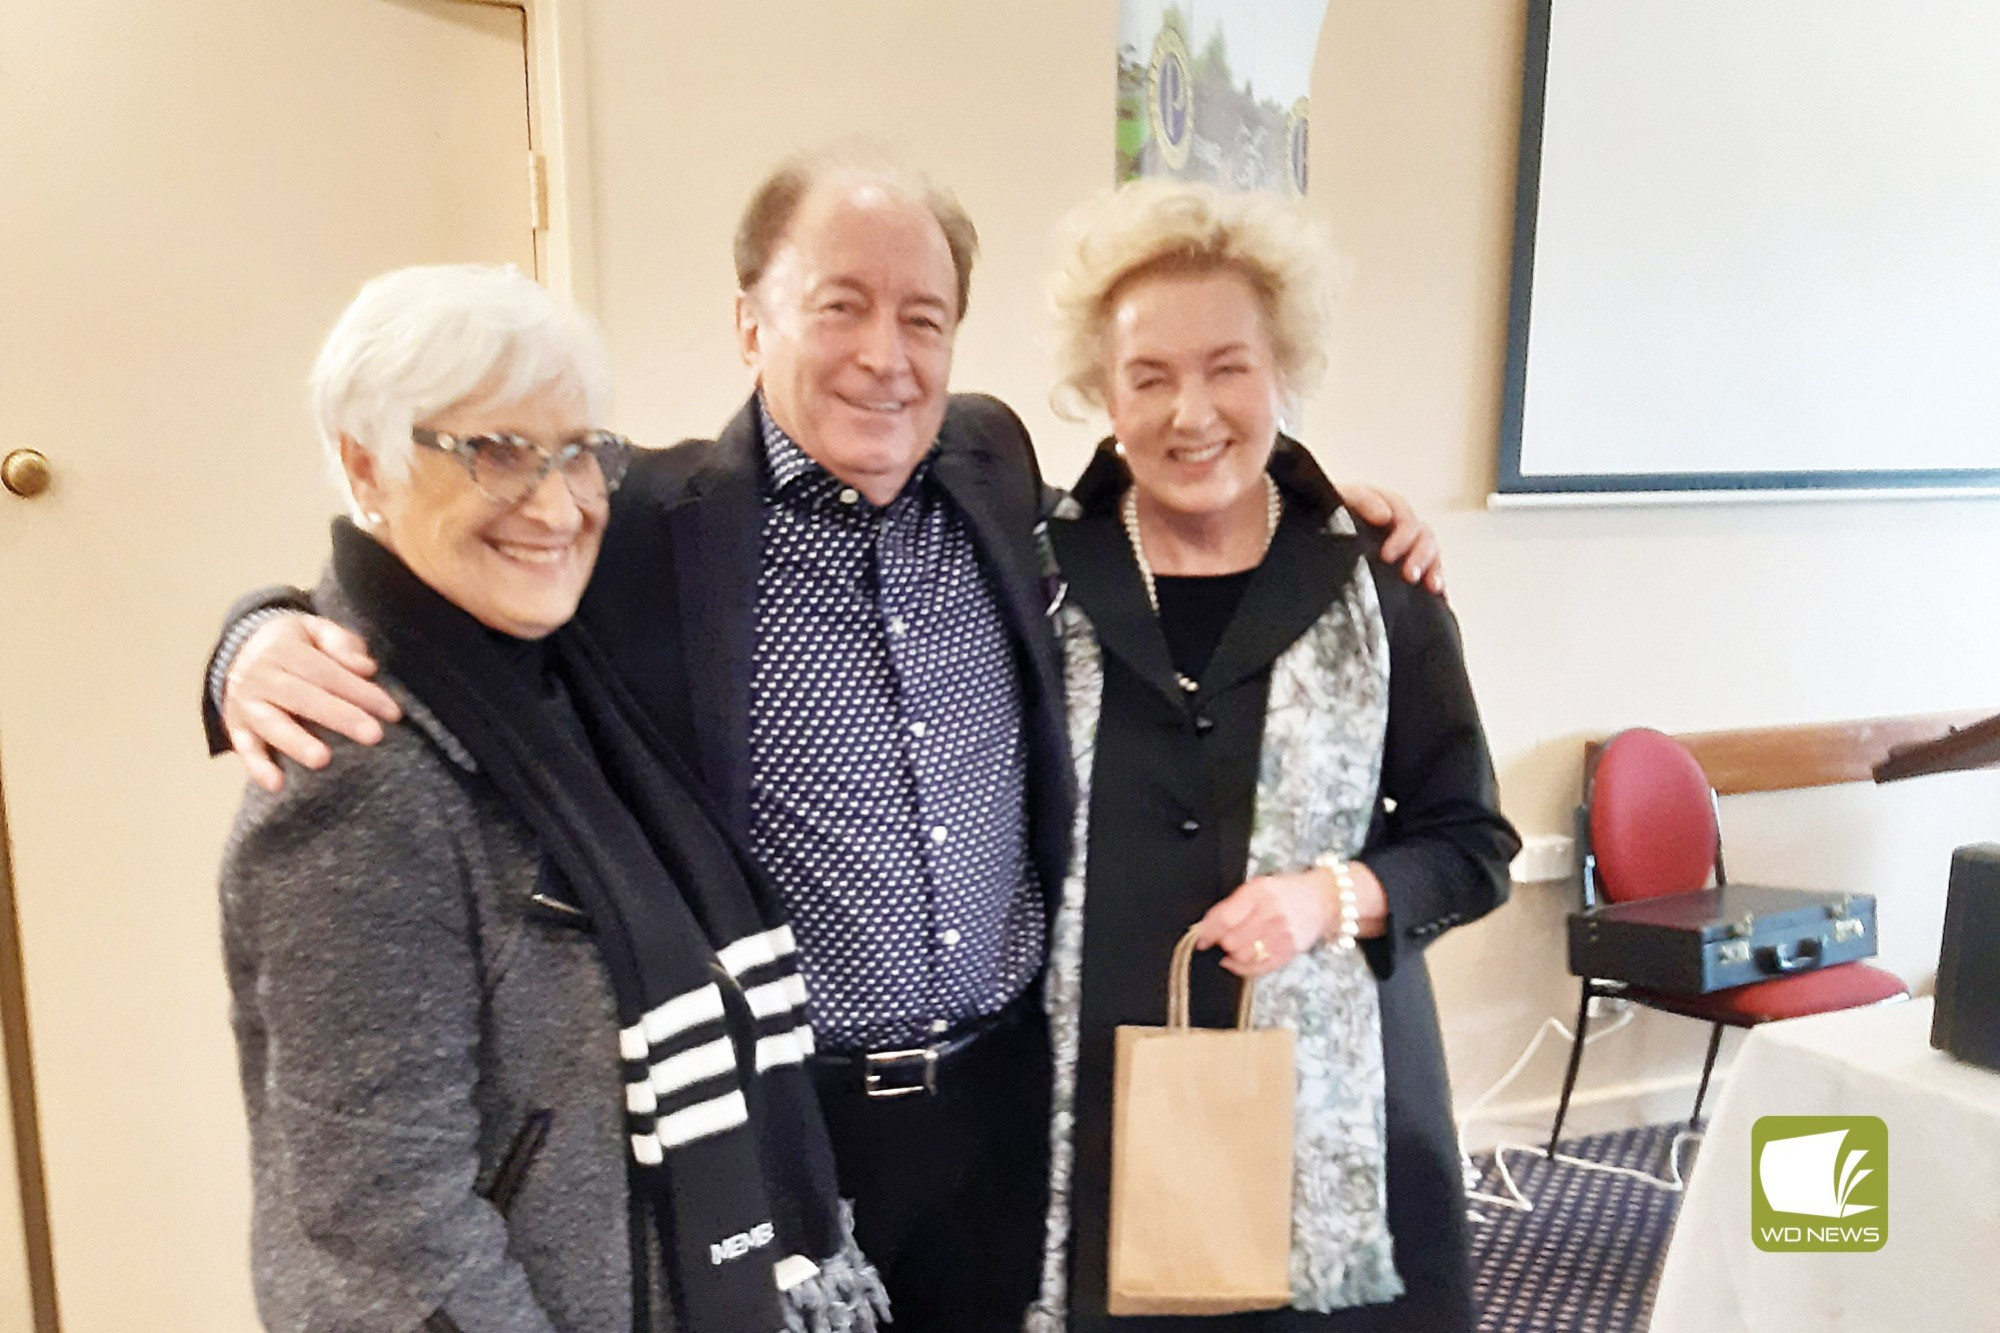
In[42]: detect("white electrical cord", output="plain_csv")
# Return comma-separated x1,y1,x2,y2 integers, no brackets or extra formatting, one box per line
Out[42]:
1455,1007,1704,1224
1474,1129,1702,1224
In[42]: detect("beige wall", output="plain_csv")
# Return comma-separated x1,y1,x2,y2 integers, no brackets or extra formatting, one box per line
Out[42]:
1309,1,2000,1137
2,3,541,1326
580,0,1116,459
0,1088,29,1332
578,0,2000,1138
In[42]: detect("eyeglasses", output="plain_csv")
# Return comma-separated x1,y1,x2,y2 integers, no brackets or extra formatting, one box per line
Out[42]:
412,426,633,507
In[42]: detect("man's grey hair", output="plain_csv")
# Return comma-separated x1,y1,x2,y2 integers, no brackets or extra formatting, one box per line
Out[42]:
310,264,612,504
733,143,980,319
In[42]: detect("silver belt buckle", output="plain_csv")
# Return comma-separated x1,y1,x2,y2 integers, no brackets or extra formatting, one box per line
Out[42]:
862,1045,939,1099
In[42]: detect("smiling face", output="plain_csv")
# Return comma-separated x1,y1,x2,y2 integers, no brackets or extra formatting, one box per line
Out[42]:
736,177,958,505
1103,266,1285,526
344,384,605,639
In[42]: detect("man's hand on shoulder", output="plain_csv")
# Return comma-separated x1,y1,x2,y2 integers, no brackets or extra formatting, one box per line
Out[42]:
225,615,400,794
1340,483,1445,596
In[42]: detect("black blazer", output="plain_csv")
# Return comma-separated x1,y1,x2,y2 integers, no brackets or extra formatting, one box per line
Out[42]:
1050,437,1517,976
1048,438,1518,1328
204,394,1076,918
569,392,1074,907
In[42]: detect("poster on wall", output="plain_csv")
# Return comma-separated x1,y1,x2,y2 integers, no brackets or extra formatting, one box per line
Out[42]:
1117,0,1327,193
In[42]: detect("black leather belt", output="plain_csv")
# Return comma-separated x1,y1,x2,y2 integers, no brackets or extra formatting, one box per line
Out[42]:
813,999,1035,1099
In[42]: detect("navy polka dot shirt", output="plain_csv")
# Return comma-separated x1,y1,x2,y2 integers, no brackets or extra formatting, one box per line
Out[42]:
748,403,1044,1051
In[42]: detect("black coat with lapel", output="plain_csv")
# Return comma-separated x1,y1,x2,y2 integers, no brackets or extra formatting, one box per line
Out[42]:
201,392,1075,911
1047,440,1517,1331
573,391,1074,914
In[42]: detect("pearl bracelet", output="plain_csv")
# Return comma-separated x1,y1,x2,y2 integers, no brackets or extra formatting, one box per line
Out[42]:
1315,855,1360,951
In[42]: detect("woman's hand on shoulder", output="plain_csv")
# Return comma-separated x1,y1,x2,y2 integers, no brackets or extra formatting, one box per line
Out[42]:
1195,863,1392,977
1339,483,1444,597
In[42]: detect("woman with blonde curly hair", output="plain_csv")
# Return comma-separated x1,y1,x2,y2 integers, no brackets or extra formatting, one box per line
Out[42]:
1025,181,1519,1333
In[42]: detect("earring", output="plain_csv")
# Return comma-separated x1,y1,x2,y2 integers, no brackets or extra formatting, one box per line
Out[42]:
363,510,384,525
1113,440,1128,458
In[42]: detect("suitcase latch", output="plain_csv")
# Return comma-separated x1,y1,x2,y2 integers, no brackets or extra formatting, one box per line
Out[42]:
1833,917,1865,943
1717,939,1752,965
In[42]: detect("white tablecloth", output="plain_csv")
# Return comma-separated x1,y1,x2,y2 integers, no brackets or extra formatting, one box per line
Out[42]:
1649,998,2000,1333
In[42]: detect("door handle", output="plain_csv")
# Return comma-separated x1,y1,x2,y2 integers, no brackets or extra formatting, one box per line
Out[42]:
3,449,52,498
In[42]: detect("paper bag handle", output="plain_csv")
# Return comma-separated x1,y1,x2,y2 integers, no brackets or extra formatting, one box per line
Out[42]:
1166,926,1256,1031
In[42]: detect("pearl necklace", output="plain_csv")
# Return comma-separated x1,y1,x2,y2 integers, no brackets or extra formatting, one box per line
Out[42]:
1121,474,1285,694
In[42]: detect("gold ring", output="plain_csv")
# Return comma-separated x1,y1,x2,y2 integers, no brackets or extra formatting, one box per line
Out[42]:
1251,939,1270,963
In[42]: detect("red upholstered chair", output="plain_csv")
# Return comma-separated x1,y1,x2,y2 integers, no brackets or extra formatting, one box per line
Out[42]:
1547,728,1908,1154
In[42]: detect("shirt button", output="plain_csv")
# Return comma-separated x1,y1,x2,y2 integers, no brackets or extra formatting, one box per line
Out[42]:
929,1019,950,1036
941,928,962,947
888,617,908,637
930,825,949,845
909,720,928,738
1178,818,1201,838
1194,714,1215,736
837,487,860,505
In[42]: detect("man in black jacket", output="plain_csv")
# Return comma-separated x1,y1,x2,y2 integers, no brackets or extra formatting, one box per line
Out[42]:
205,151,1442,1331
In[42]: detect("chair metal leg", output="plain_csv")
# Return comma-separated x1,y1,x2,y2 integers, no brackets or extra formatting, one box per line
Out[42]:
1549,981,1595,1157
1691,1022,1725,1127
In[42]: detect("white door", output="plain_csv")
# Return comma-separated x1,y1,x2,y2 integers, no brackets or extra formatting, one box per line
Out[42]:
0,2,541,1327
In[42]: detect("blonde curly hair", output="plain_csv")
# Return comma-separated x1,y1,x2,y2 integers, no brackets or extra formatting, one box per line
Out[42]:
1047,180,1334,420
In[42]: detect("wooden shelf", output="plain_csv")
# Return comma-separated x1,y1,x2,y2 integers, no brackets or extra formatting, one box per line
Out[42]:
1873,712,2000,784
1585,710,1999,796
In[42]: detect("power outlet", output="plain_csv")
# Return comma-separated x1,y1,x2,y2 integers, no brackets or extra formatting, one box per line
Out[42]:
1510,834,1576,884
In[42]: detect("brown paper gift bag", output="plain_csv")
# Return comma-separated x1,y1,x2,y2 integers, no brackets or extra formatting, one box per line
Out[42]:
1106,926,1296,1316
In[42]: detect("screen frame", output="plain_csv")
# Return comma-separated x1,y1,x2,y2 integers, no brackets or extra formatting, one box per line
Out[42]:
1495,0,2000,499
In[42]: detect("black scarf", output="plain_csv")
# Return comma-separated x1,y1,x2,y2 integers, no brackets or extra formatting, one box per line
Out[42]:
329,520,884,1333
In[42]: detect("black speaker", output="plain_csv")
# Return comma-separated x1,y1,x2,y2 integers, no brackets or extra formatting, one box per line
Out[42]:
1933,843,2000,1073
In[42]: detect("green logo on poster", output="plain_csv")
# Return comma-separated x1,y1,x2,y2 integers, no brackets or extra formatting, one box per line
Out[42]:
1750,1116,1887,1252
1285,98,1310,196
1146,27,1193,171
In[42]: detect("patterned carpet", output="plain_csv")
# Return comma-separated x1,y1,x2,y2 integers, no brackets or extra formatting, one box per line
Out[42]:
1467,1124,1700,1333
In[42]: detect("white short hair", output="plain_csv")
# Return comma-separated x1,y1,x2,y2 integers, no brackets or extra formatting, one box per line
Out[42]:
310,264,612,502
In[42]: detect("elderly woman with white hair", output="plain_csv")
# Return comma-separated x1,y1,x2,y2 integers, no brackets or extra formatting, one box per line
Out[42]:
219,264,883,1333
1024,184,1519,1332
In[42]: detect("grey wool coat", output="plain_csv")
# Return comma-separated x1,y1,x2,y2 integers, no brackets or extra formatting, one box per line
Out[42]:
219,586,675,1333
